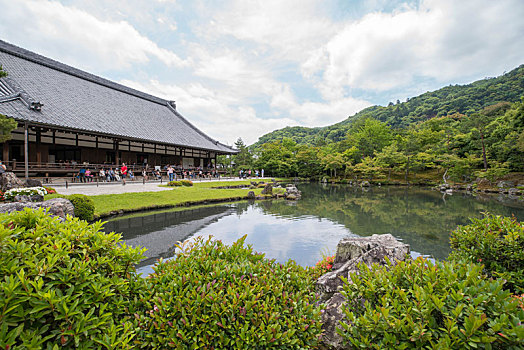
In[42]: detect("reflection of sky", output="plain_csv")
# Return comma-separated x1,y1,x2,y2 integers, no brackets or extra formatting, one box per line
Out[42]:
133,204,356,276
193,205,356,266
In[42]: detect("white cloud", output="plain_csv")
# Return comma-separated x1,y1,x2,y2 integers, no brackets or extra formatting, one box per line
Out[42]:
203,0,340,62
304,0,524,94
119,79,296,145
0,0,187,71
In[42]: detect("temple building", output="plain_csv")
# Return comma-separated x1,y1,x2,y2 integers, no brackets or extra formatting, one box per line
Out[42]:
0,40,236,178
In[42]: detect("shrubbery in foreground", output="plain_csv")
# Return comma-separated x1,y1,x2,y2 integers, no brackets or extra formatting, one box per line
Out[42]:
339,258,524,349
134,236,322,349
450,213,524,293
0,209,145,349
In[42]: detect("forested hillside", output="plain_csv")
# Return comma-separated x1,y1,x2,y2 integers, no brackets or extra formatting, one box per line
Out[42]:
252,64,524,147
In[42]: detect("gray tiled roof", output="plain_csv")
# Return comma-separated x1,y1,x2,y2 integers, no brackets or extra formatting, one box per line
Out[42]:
0,40,236,154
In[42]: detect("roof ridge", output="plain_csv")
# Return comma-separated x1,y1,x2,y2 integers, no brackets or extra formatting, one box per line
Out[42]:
0,39,168,106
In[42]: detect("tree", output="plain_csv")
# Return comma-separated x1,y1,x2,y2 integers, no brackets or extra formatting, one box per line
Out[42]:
347,118,392,158
375,143,405,180
0,114,17,143
0,66,17,143
233,138,253,170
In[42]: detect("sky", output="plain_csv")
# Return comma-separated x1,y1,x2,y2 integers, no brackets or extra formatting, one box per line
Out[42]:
0,0,523,145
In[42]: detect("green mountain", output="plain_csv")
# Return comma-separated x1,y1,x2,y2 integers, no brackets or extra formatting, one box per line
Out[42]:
252,65,524,147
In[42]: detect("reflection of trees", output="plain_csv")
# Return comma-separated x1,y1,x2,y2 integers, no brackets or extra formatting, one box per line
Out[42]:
257,184,524,260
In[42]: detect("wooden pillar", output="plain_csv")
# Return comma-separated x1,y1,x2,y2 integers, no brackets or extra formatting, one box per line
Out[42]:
24,123,28,180
36,129,42,165
214,154,217,169
115,139,120,165
2,141,8,162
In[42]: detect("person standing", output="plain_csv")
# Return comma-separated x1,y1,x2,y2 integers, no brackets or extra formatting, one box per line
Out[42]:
168,165,174,182
261,168,264,178
121,163,128,179
79,168,86,183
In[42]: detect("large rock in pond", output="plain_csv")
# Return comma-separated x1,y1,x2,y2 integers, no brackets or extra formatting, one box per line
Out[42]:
0,198,74,220
316,234,410,349
284,184,301,200
0,172,25,191
247,191,256,199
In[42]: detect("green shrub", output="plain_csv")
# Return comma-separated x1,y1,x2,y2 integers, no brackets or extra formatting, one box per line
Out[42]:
167,181,182,187
133,236,322,349
339,258,524,349
449,213,524,293
0,209,146,349
67,194,95,221
180,179,193,186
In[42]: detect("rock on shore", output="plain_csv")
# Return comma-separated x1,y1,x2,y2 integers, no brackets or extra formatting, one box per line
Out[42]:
316,234,410,349
0,198,74,220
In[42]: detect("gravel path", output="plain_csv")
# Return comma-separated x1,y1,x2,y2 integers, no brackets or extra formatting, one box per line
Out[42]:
53,177,262,196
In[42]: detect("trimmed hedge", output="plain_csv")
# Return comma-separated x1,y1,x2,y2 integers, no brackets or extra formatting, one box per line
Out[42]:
133,236,322,349
67,194,95,221
450,213,524,293
338,258,524,349
0,209,146,349
167,181,182,187
180,180,193,187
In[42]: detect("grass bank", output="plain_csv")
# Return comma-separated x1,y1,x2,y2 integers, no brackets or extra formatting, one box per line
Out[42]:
49,179,275,218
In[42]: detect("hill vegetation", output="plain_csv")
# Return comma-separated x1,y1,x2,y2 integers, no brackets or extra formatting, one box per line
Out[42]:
224,65,524,182
252,65,524,147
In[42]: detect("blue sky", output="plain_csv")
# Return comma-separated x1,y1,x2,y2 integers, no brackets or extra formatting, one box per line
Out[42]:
1,0,523,145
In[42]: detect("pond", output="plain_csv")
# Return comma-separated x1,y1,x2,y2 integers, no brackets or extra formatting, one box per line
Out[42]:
103,184,524,275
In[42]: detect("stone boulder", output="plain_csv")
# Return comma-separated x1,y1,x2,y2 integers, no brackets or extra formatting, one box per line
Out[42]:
261,183,273,195
316,234,410,349
360,181,370,187
497,180,514,188
14,194,43,202
284,185,301,200
25,178,43,187
0,198,74,220
508,188,520,196
0,172,24,191
247,191,256,199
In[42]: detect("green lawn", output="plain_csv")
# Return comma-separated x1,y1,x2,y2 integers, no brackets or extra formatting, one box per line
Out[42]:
77,180,271,217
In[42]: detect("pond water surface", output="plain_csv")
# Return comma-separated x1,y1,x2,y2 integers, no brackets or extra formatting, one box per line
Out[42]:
103,184,524,275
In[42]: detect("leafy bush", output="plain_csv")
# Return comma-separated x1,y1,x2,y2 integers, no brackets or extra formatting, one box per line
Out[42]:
133,236,322,349
67,194,95,221
339,258,524,349
180,179,193,186
474,163,510,183
449,213,524,293
0,209,146,349
3,186,47,201
167,181,182,187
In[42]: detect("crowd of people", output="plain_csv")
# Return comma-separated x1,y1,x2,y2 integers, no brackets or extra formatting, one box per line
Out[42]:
238,169,264,179
73,163,221,183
